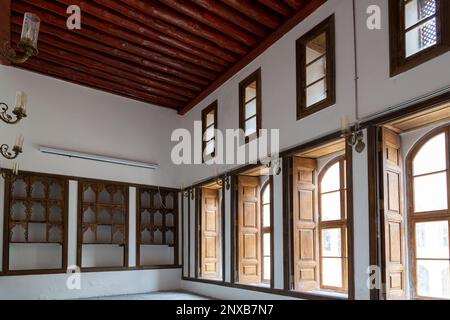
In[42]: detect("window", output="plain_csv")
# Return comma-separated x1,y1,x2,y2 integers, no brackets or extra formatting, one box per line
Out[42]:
239,69,261,142
235,172,273,287
318,158,347,291
296,15,335,120
3,173,68,274
389,0,450,76
261,182,272,284
408,127,450,299
202,101,217,161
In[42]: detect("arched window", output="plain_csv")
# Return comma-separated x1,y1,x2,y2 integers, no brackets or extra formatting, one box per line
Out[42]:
319,157,347,291
261,181,271,284
408,127,450,299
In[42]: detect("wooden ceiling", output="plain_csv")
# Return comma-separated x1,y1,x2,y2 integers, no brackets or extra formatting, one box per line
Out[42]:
8,0,325,113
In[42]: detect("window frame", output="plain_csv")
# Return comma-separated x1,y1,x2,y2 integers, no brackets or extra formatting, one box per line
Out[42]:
389,0,450,76
260,180,273,285
406,125,450,300
202,101,218,162
239,69,262,143
296,15,336,120
318,156,348,293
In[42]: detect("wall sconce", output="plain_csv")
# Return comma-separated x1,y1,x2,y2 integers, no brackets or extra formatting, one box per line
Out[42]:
1,91,28,124
183,188,195,200
263,158,282,176
1,134,24,160
341,116,365,153
1,162,19,182
0,12,40,64
215,175,231,190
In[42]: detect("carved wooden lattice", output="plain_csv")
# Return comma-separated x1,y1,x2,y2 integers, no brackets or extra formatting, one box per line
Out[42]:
8,174,66,244
138,188,177,246
80,182,128,245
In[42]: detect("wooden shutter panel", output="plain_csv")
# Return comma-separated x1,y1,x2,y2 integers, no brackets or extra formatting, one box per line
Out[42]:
201,188,220,279
293,157,319,291
238,176,261,283
381,128,406,300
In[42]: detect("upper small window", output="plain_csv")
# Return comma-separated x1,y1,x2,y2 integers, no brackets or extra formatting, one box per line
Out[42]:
202,101,217,161
389,0,450,76
296,15,335,120
239,69,261,142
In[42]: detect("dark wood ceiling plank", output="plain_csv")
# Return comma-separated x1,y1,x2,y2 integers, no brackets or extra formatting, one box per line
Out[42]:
157,0,257,46
179,0,326,115
15,1,218,80
190,0,268,38
11,29,192,102
0,0,11,65
94,0,237,64
257,0,292,16
53,0,226,71
222,0,281,29
10,11,210,87
122,0,248,56
284,0,305,10
10,20,202,94
22,59,183,109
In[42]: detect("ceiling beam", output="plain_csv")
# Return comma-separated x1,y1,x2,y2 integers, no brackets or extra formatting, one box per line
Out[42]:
257,0,292,16
222,0,281,29
10,21,203,93
0,0,11,65
179,0,326,115
157,0,257,46
52,0,227,70
122,0,248,56
284,0,305,10
190,0,267,38
22,58,184,110
14,2,218,81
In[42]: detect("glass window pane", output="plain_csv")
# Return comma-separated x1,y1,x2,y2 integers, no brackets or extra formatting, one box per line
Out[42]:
320,191,341,221
414,172,448,212
413,133,446,176
321,162,340,193
322,228,342,257
416,221,449,259
206,111,215,127
245,82,257,103
417,260,450,299
262,185,270,204
245,117,257,137
263,233,271,256
263,257,271,281
405,0,437,29
204,139,215,156
322,258,343,288
406,17,437,57
306,79,327,108
245,99,257,119
204,126,214,142
306,32,326,64
306,56,326,86
263,204,270,227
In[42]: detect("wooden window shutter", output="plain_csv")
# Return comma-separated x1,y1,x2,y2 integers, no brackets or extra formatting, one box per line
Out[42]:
381,128,406,299
293,157,319,291
201,188,220,279
237,176,261,283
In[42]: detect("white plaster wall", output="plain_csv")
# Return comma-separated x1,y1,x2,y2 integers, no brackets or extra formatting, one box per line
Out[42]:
0,269,181,300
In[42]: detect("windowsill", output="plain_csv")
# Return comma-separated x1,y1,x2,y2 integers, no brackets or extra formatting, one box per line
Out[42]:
293,289,348,299
237,282,270,288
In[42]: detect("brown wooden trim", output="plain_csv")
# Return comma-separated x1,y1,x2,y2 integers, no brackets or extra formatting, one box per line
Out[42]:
201,100,218,161
269,175,275,288
221,179,226,283
239,68,262,143
282,156,294,290
230,175,237,284
367,125,381,300
194,187,199,279
296,15,336,120
389,0,450,77
345,143,356,300
179,0,327,115
188,190,191,277
181,276,346,300
2,172,69,276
